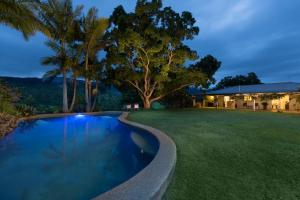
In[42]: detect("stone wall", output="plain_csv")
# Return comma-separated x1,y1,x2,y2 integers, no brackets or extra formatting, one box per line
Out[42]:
0,113,18,137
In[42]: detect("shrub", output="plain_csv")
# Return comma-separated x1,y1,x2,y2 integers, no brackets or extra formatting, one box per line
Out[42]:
98,91,123,111
0,81,19,115
15,104,37,117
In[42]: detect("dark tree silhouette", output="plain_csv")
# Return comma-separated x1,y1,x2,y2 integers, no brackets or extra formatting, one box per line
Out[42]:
215,72,261,90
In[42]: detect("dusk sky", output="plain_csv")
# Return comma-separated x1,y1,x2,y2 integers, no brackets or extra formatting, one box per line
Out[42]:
0,0,299,83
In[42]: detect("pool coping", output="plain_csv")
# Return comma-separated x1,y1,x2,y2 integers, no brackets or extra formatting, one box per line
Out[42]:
19,111,176,200
20,111,122,120
93,112,177,200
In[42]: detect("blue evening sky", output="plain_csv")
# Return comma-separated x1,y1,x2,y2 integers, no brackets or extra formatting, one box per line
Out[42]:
0,0,299,83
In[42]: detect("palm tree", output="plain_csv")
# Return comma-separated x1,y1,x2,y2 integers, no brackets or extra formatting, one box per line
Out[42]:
0,0,44,39
66,43,82,112
87,57,107,112
39,0,82,112
80,7,108,112
42,40,82,112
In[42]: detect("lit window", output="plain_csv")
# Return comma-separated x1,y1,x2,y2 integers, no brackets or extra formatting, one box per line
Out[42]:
206,96,215,102
224,96,230,102
244,95,252,101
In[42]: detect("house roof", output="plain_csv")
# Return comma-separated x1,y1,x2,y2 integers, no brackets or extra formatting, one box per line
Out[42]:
187,86,205,96
207,82,300,95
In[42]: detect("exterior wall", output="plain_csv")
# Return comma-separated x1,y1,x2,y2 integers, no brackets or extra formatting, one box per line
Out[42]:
217,96,225,107
202,93,300,112
289,94,300,111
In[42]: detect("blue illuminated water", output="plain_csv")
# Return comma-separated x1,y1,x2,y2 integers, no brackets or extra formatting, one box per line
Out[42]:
0,114,159,200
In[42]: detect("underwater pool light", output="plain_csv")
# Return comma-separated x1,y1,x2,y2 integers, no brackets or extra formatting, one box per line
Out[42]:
75,114,85,118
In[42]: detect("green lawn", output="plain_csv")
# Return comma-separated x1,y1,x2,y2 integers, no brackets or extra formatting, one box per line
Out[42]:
128,109,300,200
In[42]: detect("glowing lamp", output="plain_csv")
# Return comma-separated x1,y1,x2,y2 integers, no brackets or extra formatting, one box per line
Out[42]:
75,114,85,118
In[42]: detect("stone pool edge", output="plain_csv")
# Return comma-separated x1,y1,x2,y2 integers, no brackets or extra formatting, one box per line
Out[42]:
93,112,177,200
21,111,122,120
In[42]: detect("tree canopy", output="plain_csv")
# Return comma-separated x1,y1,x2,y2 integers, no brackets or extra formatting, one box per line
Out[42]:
39,0,83,112
80,7,109,112
106,0,209,108
190,55,221,88
215,72,261,90
0,0,49,39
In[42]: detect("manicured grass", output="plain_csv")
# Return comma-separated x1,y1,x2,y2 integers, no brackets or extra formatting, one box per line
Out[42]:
128,109,300,200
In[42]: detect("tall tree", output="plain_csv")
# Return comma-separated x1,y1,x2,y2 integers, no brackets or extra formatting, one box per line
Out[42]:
42,41,82,112
106,0,207,109
67,44,82,112
215,72,261,90
39,0,82,112
190,55,221,88
80,7,108,112
0,0,43,39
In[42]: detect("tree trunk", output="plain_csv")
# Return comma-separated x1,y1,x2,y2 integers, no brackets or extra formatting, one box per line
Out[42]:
84,52,91,112
89,81,92,107
68,76,77,112
91,81,99,112
143,98,151,109
62,72,69,113
85,79,91,112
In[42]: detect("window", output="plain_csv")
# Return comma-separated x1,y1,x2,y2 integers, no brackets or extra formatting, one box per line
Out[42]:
224,96,230,102
244,95,252,101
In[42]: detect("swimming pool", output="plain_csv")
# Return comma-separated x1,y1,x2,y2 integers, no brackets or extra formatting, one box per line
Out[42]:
0,114,159,200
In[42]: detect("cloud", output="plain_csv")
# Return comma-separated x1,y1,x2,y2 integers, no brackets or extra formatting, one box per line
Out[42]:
207,0,255,32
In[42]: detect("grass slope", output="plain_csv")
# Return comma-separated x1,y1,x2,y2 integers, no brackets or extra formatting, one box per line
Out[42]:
129,109,300,200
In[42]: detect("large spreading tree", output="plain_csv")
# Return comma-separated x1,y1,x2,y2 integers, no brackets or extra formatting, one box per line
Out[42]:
106,0,208,109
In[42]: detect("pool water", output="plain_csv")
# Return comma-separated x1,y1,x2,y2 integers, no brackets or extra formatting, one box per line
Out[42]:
0,115,159,200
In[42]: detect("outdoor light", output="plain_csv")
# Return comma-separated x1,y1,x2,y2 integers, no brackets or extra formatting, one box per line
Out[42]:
75,114,85,118
102,116,112,119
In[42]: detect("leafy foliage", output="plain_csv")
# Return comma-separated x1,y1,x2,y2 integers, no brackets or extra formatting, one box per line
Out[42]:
1,76,123,113
15,104,37,117
215,72,261,90
161,88,194,108
39,0,83,112
0,0,44,39
1,77,61,114
106,0,208,108
0,80,19,114
80,7,109,112
98,88,123,111
190,55,221,88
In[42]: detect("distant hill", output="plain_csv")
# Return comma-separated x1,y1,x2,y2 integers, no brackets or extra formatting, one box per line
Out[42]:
0,76,85,113
0,76,123,113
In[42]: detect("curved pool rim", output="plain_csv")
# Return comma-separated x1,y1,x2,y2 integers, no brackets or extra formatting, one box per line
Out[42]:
23,112,176,200
94,112,176,200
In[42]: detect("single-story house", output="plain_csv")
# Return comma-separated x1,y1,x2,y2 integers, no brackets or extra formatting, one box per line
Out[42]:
200,82,300,111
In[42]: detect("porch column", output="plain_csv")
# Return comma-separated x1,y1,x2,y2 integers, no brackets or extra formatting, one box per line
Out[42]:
192,96,196,107
253,99,256,111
